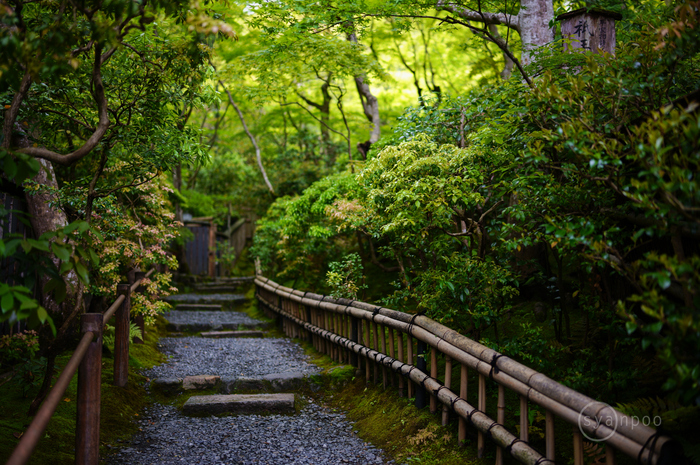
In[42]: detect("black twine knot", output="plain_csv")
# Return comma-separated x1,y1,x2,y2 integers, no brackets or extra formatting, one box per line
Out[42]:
505,438,523,456
489,353,505,381
637,429,664,465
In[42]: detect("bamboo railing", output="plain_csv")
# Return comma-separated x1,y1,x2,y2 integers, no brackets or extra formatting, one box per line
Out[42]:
255,275,683,465
6,268,156,465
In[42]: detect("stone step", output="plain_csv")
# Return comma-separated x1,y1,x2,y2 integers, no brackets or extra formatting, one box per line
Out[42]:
182,393,295,416
163,309,270,333
165,321,271,332
193,286,241,293
175,304,223,311
200,330,265,338
163,293,246,310
151,375,221,395
198,276,255,286
223,372,309,393
151,371,311,395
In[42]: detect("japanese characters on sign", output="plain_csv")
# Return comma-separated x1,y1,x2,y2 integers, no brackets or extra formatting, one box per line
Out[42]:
557,8,621,56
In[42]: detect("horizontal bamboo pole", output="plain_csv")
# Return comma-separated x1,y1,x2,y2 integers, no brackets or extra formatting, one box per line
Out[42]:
102,294,126,322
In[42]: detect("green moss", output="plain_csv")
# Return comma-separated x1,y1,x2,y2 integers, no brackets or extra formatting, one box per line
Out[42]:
0,319,166,465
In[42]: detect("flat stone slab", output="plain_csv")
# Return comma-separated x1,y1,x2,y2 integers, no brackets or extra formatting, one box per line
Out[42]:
224,372,308,393
175,304,223,311
182,393,295,416
151,377,182,395
193,286,242,293
182,375,220,390
201,330,265,338
198,276,255,285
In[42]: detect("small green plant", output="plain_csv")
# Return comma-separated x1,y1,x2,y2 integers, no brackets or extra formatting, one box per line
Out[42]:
0,331,46,397
326,253,367,300
0,330,40,368
217,241,239,277
102,322,144,352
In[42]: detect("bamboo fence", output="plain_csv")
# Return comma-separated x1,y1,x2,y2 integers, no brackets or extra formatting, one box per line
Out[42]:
255,275,682,465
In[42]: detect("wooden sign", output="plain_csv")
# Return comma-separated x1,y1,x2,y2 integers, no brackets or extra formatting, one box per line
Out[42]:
557,8,622,55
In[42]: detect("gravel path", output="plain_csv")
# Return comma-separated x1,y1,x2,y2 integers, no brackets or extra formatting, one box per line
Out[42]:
162,310,264,328
144,336,320,379
107,401,395,465
107,304,398,464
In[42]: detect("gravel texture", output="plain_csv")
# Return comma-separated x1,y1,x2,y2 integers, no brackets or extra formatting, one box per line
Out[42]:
107,401,395,465
162,310,264,328
144,336,321,379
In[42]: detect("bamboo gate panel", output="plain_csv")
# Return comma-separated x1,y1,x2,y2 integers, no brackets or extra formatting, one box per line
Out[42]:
255,276,679,465
6,268,156,465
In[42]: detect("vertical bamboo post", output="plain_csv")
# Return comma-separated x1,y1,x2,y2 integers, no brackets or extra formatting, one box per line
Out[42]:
397,331,405,397
415,340,427,409
606,445,616,464
315,309,320,352
388,327,396,388
114,284,131,387
329,313,335,360
324,310,330,355
132,271,146,344
305,306,313,345
344,315,348,363
365,319,371,384
380,324,387,389
477,373,486,458
350,316,359,368
76,313,103,465
458,364,468,446
573,426,584,465
407,335,414,398
520,396,529,442
546,410,556,461
372,321,379,384
496,384,505,465
430,349,438,414
442,355,452,426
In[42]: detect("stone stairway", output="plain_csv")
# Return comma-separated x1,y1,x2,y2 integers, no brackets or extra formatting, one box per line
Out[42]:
154,285,317,417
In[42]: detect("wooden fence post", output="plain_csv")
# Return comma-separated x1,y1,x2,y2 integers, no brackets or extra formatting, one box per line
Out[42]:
76,313,102,465
430,349,438,414
415,340,427,409
458,363,468,445
305,305,313,345
114,284,131,387
350,316,359,368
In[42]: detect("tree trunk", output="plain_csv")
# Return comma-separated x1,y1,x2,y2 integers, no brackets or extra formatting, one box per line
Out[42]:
518,0,554,66
14,131,86,414
347,32,381,159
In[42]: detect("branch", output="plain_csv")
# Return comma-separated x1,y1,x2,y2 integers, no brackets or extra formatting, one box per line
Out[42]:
2,72,32,149
221,82,275,195
17,44,110,165
436,2,519,32
280,101,348,139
